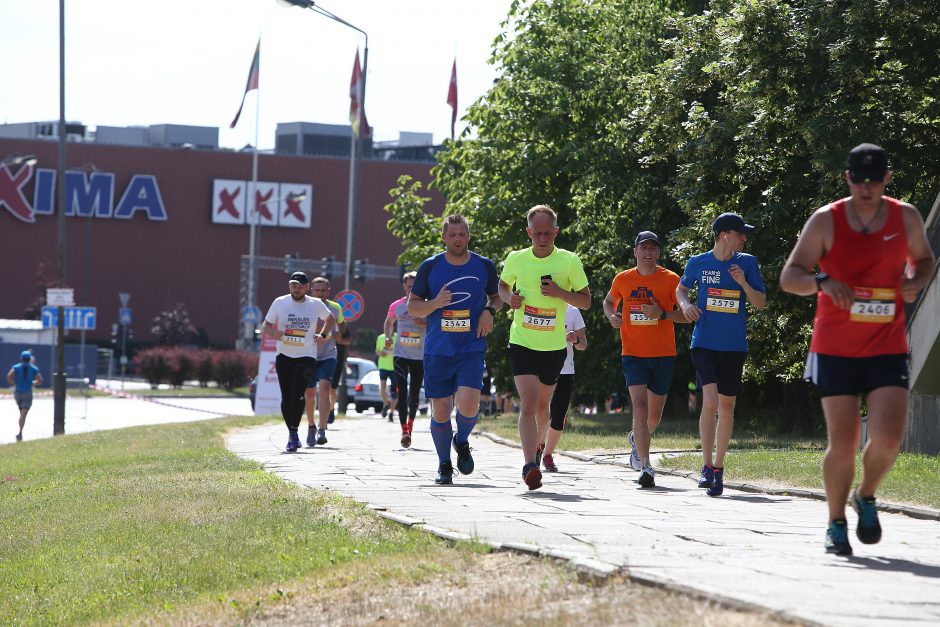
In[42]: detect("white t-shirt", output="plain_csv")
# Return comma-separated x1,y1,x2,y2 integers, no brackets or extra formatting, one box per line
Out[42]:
561,304,586,375
264,294,332,358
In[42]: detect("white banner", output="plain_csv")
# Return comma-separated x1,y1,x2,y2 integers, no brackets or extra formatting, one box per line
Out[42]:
254,333,281,416
212,180,246,224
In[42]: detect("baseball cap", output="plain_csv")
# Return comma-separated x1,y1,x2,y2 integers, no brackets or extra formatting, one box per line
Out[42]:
21,350,32,360
712,212,755,234
847,143,889,183
634,231,660,247
288,271,309,285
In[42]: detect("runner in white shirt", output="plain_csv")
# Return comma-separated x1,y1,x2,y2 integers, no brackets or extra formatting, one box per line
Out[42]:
539,304,587,472
262,272,335,452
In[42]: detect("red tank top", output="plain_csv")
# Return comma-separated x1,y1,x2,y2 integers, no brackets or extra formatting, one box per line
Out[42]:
810,196,909,357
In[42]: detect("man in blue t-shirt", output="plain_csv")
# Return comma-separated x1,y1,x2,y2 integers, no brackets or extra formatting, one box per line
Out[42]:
408,214,502,485
7,351,43,442
676,213,766,496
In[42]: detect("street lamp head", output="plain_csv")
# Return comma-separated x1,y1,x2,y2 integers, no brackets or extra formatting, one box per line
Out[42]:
1,153,38,168
277,0,315,8
286,191,306,202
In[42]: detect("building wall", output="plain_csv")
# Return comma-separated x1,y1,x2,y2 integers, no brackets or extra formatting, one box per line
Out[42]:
0,137,443,346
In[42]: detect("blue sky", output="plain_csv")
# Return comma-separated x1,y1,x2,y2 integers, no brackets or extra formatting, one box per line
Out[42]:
1,1,514,148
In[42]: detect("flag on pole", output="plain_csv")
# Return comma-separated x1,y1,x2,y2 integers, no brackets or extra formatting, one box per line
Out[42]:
349,49,370,137
230,39,260,129
447,58,458,140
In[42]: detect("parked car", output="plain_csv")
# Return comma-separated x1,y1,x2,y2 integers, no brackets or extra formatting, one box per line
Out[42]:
354,369,428,415
344,357,378,406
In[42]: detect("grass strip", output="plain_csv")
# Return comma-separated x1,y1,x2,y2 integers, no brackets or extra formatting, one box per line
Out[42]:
0,416,474,625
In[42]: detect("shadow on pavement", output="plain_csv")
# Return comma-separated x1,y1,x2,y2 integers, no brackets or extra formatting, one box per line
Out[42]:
845,556,940,579
523,491,607,503
722,494,793,504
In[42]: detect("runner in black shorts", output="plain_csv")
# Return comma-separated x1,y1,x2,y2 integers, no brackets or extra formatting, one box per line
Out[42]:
541,304,587,472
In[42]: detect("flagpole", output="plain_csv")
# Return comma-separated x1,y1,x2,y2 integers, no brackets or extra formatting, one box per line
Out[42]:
345,44,367,292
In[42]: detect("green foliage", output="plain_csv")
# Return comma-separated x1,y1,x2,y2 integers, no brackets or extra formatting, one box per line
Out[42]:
150,303,198,346
384,175,441,270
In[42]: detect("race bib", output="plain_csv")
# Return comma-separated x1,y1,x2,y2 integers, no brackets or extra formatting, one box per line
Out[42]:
629,304,657,326
850,287,896,323
522,306,557,331
441,309,471,332
705,288,741,314
281,329,306,345
400,331,423,346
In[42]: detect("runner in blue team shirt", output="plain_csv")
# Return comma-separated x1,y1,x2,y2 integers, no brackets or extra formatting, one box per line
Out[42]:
408,214,502,485
676,213,766,497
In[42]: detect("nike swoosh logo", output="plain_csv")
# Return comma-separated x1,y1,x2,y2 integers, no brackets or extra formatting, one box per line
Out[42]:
883,233,899,241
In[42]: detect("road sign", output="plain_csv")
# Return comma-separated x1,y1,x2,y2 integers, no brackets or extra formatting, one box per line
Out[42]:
41,306,97,330
119,292,131,306
335,290,364,322
119,307,132,326
242,305,262,324
46,288,74,307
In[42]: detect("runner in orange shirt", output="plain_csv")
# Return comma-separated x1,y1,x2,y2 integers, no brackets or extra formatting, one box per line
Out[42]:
603,231,686,488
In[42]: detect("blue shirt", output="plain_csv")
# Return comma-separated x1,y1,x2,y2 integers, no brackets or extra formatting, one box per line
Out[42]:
411,251,499,357
11,362,40,393
680,251,765,352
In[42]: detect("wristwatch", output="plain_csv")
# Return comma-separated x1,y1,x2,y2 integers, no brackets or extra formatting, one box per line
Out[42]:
659,310,668,321
814,272,830,290
573,337,581,345
484,306,497,316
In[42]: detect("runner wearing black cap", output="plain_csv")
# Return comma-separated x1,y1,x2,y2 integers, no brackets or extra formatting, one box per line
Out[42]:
262,272,335,452
676,214,766,496
780,143,934,555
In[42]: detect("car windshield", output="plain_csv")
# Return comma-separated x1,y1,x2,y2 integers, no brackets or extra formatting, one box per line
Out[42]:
360,370,380,384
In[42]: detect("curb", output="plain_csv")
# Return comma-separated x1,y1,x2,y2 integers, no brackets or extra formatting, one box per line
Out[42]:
474,430,940,523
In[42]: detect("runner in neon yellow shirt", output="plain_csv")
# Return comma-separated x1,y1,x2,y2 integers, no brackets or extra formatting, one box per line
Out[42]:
498,205,590,490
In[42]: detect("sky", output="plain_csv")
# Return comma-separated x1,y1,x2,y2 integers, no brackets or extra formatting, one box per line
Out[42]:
0,1,515,149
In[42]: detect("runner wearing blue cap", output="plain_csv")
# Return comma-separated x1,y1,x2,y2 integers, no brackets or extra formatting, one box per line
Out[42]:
7,350,42,441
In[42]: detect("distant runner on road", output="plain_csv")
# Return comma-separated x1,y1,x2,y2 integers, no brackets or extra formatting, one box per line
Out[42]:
8,350,42,442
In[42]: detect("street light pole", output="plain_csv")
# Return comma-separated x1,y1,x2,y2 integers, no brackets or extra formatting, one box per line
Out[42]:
53,0,67,435
279,0,367,291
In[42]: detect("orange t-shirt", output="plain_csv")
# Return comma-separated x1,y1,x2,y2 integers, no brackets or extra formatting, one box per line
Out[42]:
608,266,680,357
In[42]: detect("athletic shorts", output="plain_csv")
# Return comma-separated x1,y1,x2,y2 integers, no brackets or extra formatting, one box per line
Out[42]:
549,373,574,430
804,352,909,397
508,344,567,386
14,391,33,410
690,348,747,397
307,358,337,388
424,353,486,399
379,369,395,385
331,346,348,388
621,356,676,396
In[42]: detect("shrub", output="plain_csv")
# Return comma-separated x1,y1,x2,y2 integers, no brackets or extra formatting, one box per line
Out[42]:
135,348,171,389
195,350,214,387
212,350,257,389
166,348,194,389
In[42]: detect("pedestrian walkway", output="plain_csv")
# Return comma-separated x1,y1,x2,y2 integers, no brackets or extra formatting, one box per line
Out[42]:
227,416,940,627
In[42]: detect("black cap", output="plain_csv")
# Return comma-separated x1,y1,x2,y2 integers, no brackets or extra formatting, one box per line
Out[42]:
634,231,660,247
289,271,309,285
847,143,889,183
713,212,755,235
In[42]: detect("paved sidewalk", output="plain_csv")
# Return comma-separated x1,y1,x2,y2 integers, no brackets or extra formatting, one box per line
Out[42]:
227,417,940,627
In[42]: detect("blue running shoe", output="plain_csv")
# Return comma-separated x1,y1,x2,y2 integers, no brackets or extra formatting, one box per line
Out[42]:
698,465,714,489
316,429,328,446
825,519,853,555
851,490,882,544
628,431,642,471
286,431,301,452
453,435,474,475
306,428,316,447
328,409,335,424
435,461,453,485
706,467,724,497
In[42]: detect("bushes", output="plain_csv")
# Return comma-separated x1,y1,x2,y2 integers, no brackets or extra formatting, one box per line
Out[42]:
134,348,258,389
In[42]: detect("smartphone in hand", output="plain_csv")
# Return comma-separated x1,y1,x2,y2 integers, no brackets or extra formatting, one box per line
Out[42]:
541,274,552,285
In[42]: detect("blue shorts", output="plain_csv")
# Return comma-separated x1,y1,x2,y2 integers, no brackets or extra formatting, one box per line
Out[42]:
307,358,337,388
621,356,676,396
690,348,747,397
805,352,909,397
424,353,485,399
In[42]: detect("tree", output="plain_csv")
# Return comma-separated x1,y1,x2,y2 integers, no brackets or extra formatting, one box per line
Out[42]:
150,304,197,346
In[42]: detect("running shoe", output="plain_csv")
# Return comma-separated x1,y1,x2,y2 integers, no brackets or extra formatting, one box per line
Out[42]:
15,433,22,442
286,431,301,453
453,435,474,475
543,453,558,472
381,404,389,417
698,464,714,489
401,431,412,448
628,431,642,471
825,519,853,556
535,443,544,468
306,428,317,447
523,462,542,490
851,490,882,544
435,461,453,485
328,409,335,424
316,429,328,446
706,467,724,497
639,464,656,488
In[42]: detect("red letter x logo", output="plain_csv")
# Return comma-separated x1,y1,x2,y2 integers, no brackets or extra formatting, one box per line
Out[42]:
255,188,273,221
0,164,36,223
217,187,241,218
284,195,304,222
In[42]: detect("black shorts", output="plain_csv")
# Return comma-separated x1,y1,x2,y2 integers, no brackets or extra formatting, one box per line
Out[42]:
331,345,348,388
690,348,747,397
804,352,909,397
508,344,567,386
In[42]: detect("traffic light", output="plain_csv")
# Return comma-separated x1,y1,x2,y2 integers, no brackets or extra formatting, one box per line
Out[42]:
352,258,368,282
320,256,334,280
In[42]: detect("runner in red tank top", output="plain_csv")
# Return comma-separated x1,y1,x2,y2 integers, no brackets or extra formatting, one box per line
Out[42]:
780,144,935,556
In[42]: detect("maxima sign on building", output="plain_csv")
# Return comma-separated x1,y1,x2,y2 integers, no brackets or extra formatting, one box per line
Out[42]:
212,180,313,228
